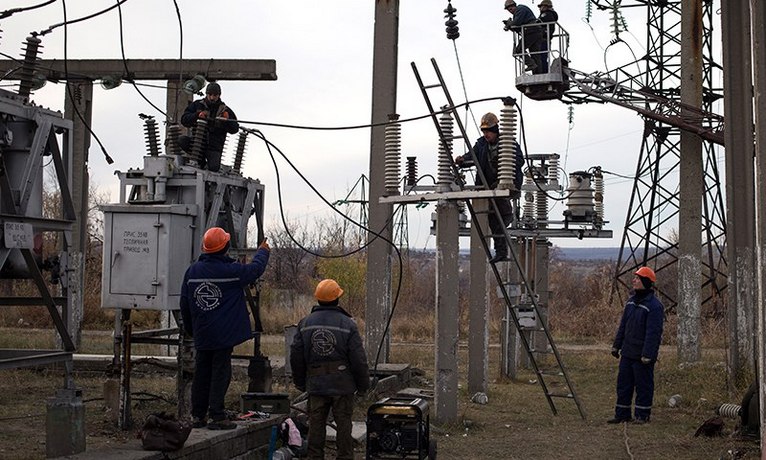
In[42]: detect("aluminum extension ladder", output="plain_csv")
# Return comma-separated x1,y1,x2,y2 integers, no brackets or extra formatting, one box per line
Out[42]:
411,58,586,419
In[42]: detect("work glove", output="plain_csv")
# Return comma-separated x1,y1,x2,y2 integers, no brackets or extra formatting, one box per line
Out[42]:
641,357,651,365
221,111,229,119
502,19,512,31
258,238,270,251
610,348,620,359
197,110,208,119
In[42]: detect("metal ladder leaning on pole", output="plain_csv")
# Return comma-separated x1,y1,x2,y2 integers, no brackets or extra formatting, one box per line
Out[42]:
411,58,586,419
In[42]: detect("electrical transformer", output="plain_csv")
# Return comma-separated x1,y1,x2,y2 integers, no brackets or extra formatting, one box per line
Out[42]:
100,153,264,310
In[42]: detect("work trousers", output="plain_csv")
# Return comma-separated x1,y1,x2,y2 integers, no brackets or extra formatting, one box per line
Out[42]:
614,356,655,421
191,347,233,422
307,393,355,460
489,198,513,257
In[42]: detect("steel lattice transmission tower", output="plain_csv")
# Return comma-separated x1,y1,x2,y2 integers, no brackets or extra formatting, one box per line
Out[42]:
587,0,726,311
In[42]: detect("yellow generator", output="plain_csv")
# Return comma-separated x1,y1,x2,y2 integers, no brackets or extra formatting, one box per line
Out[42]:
366,397,435,459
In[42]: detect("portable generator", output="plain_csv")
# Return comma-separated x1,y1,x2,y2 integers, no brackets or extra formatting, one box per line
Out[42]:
366,397,436,459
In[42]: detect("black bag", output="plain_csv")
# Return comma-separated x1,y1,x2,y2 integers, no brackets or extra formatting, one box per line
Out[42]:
140,412,193,451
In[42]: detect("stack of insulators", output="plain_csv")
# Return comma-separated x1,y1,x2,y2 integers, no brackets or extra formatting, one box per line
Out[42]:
190,118,208,166
384,114,402,195
444,2,459,40
497,103,518,190
523,174,535,221
166,124,182,157
436,110,454,189
593,168,604,222
406,156,418,187
18,35,42,98
233,131,248,174
143,116,161,157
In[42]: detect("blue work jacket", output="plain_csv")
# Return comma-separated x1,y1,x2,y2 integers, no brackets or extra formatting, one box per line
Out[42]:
612,289,664,361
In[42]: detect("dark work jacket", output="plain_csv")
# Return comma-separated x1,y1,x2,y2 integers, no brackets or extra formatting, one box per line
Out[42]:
538,9,558,42
179,249,269,350
465,136,525,190
510,4,542,44
180,98,239,152
290,304,370,396
612,289,664,361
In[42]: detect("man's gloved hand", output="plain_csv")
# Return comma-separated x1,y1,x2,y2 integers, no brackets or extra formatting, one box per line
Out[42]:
258,238,270,251
502,19,512,31
198,110,208,119
611,348,620,359
221,111,229,119
454,155,464,166
641,357,651,364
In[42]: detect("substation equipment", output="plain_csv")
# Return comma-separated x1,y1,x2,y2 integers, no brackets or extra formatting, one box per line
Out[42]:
99,114,268,428
366,396,435,459
378,50,611,422
0,41,86,456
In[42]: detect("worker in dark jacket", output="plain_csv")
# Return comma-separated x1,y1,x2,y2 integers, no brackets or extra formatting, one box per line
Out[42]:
179,82,239,172
454,112,525,263
504,0,544,72
180,227,270,430
536,0,559,73
608,266,664,424
290,279,370,460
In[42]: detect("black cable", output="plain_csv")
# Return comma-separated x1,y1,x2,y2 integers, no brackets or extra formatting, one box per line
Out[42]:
115,0,167,118
37,0,130,36
236,96,505,131
60,0,114,164
451,40,480,136
0,0,56,19
248,129,404,374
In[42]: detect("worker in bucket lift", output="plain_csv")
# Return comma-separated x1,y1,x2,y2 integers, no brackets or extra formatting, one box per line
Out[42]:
180,227,270,430
536,0,558,73
290,279,370,460
608,266,665,425
454,112,525,263
179,82,239,172
503,0,544,73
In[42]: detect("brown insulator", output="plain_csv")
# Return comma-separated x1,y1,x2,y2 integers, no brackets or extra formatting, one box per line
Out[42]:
189,118,208,166
143,116,161,157
18,35,42,98
233,131,248,173
166,124,182,157
406,156,418,187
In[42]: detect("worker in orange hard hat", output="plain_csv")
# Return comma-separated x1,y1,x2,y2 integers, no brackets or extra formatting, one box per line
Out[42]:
179,227,270,430
607,266,664,425
290,279,370,460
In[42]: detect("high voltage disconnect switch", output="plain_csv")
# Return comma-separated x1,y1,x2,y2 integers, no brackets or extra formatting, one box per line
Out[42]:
444,1,459,40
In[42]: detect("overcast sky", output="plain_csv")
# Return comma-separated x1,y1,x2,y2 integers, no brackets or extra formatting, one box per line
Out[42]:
1,0,724,249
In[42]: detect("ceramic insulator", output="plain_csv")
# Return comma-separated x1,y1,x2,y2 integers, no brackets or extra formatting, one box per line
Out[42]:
143,117,161,157
384,115,402,195
166,124,182,157
594,169,604,221
233,131,248,173
497,104,518,190
436,111,454,189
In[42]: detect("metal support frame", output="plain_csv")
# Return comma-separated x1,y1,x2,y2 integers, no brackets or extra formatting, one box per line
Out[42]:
578,1,726,313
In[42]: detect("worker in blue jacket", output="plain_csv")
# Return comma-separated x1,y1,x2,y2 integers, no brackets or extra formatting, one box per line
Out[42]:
180,227,270,430
608,266,664,424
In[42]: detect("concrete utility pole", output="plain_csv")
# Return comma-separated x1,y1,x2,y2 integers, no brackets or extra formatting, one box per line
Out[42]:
677,0,703,363
366,0,400,365
722,0,757,385
749,0,766,453
468,199,490,394
0,58,277,347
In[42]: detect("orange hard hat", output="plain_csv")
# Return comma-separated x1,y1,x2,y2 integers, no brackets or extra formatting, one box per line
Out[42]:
315,279,344,303
634,266,656,283
202,227,230,253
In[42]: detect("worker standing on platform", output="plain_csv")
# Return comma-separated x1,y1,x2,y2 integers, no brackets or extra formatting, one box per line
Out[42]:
536,0,559,73
290,279,370,460
454,112,525,263
608,266,664,424
179,82,239,172
180,227,270,430
503,0,544,72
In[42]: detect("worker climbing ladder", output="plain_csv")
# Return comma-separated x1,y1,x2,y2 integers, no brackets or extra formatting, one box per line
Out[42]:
411,58,586,419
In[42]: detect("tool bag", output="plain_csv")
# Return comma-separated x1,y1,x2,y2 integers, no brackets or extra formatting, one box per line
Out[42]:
140,412,192,451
